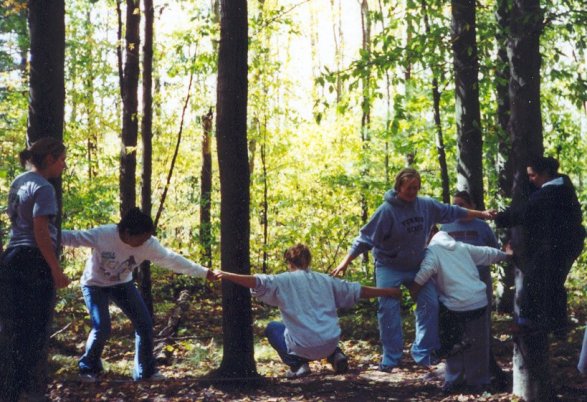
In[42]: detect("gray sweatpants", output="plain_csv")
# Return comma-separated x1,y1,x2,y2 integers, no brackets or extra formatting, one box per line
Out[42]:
444,310,489,386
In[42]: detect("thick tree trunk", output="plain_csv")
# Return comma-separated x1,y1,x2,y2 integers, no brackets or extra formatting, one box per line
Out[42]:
138,0,154,317
452,0,484,209
120,0,140,217
26,0,65,396
200,109,213,268
507,0,548,399
215,0,257,378
495,0,515,315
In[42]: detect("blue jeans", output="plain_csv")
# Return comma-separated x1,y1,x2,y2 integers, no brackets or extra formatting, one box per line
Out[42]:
0,246,56,402
264,321,309,370
375,264,440,368
80,282,154,380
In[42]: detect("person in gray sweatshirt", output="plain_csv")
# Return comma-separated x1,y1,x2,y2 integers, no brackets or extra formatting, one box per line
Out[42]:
331,168,495,372
216,244,401,378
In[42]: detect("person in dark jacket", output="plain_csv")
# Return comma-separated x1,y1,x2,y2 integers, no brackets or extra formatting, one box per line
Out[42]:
495,156,585,334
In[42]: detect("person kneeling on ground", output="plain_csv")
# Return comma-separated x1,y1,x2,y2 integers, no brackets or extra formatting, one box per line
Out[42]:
62,207,219,382
408,229,512,394
216,243,401,378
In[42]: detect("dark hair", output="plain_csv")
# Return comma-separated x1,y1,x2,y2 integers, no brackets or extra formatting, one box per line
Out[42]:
393,168,421,192
284,243,312,269
528,156,559,177
118,207,155,236
453,190,475,208
19,137,66,169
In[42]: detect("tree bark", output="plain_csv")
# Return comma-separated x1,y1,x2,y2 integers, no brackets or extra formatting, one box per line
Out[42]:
120,0,141,217
507,0,548,399
452,0,484,209
138,0,154,317
215,0,257,378
26,0,65,395
495,0,515,315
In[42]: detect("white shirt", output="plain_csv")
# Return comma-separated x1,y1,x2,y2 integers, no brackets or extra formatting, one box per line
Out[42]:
415,231,508,312
62,224,208,286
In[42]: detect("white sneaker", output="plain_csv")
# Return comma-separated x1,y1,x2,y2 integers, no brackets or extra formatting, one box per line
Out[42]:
285,363,311,378
79,373,98,383
145,371,166,381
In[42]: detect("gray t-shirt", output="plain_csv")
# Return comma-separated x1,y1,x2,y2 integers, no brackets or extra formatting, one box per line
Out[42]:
7,171,58,249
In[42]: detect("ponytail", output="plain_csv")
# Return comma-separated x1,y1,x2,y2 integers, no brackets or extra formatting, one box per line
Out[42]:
19,138,66,169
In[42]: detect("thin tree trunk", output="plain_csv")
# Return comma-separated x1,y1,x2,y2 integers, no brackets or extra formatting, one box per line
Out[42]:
507,0,548,399
215,0,257,378
495,0,515,315
138,0,154,317
421,0,450,203
200,109,213,268
452,0,484,209
120,0,141,217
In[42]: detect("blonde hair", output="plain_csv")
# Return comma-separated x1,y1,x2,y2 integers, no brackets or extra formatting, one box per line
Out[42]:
394,168,421,192
284,244,312,270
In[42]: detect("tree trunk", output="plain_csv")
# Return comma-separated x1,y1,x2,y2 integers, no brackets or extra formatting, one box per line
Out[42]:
26,0,65,395
120,0,141,217
421,0,450,204
507,0,548,399
495,0,515,315
452,0,484,209
154,290,191,365
215,0,257,378
137,0,154,317
200,109,213,268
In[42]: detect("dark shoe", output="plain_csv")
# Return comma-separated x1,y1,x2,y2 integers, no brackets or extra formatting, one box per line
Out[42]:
467,384,487,394
327,350,349,374
378,364,395,373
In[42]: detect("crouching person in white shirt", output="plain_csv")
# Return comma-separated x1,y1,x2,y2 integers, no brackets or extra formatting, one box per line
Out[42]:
62,207,219,382
408,229,512,394
216,243,401,378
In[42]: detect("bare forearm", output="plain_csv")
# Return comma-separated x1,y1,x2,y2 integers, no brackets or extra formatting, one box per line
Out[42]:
219,271,257,288
33,221,61,275
360,285,401,299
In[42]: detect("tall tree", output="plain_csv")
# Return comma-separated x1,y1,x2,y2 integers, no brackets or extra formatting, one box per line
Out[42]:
138,0,154,316
494,0,515,314
452,0,484,209
506,0,547,399
26,0,65,395
120,0,141,216
215,0,257,378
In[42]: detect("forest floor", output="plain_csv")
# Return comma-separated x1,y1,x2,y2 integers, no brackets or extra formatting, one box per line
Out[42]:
46,283,587,401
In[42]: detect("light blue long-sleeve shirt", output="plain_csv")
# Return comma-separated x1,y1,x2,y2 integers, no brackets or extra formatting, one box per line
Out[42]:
252,269,361,360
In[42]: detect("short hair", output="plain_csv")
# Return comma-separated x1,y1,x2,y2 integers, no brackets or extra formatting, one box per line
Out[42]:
118,207,155,236
19,137,66,169
284,243,312,269
394,168,421,192
453,190,475,208
528,156,559,177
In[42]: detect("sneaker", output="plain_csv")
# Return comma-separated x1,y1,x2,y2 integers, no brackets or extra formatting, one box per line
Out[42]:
145,371,166,381
327,350,349,374
285,363,311,378
79,373,98,383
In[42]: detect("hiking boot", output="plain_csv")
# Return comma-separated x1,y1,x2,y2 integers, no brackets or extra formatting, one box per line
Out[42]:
285,363,311,378
327,350,349,374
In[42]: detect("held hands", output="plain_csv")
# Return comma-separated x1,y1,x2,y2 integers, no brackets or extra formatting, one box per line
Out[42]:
480,209,498,220
330,262,348,277
206,269,222,281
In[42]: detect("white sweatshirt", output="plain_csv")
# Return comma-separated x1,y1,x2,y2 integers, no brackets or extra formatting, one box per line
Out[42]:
62,224,208,287
252,269,362,360
414,231,508,312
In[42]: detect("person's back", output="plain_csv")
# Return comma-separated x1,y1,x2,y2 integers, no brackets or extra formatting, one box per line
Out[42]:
253,269,360,358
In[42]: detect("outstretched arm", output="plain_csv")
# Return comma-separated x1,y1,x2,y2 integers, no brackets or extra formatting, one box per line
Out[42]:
216,270,257,288
407,282,423,301
331,254,356,277
465,209,496,221
360,285,401,299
